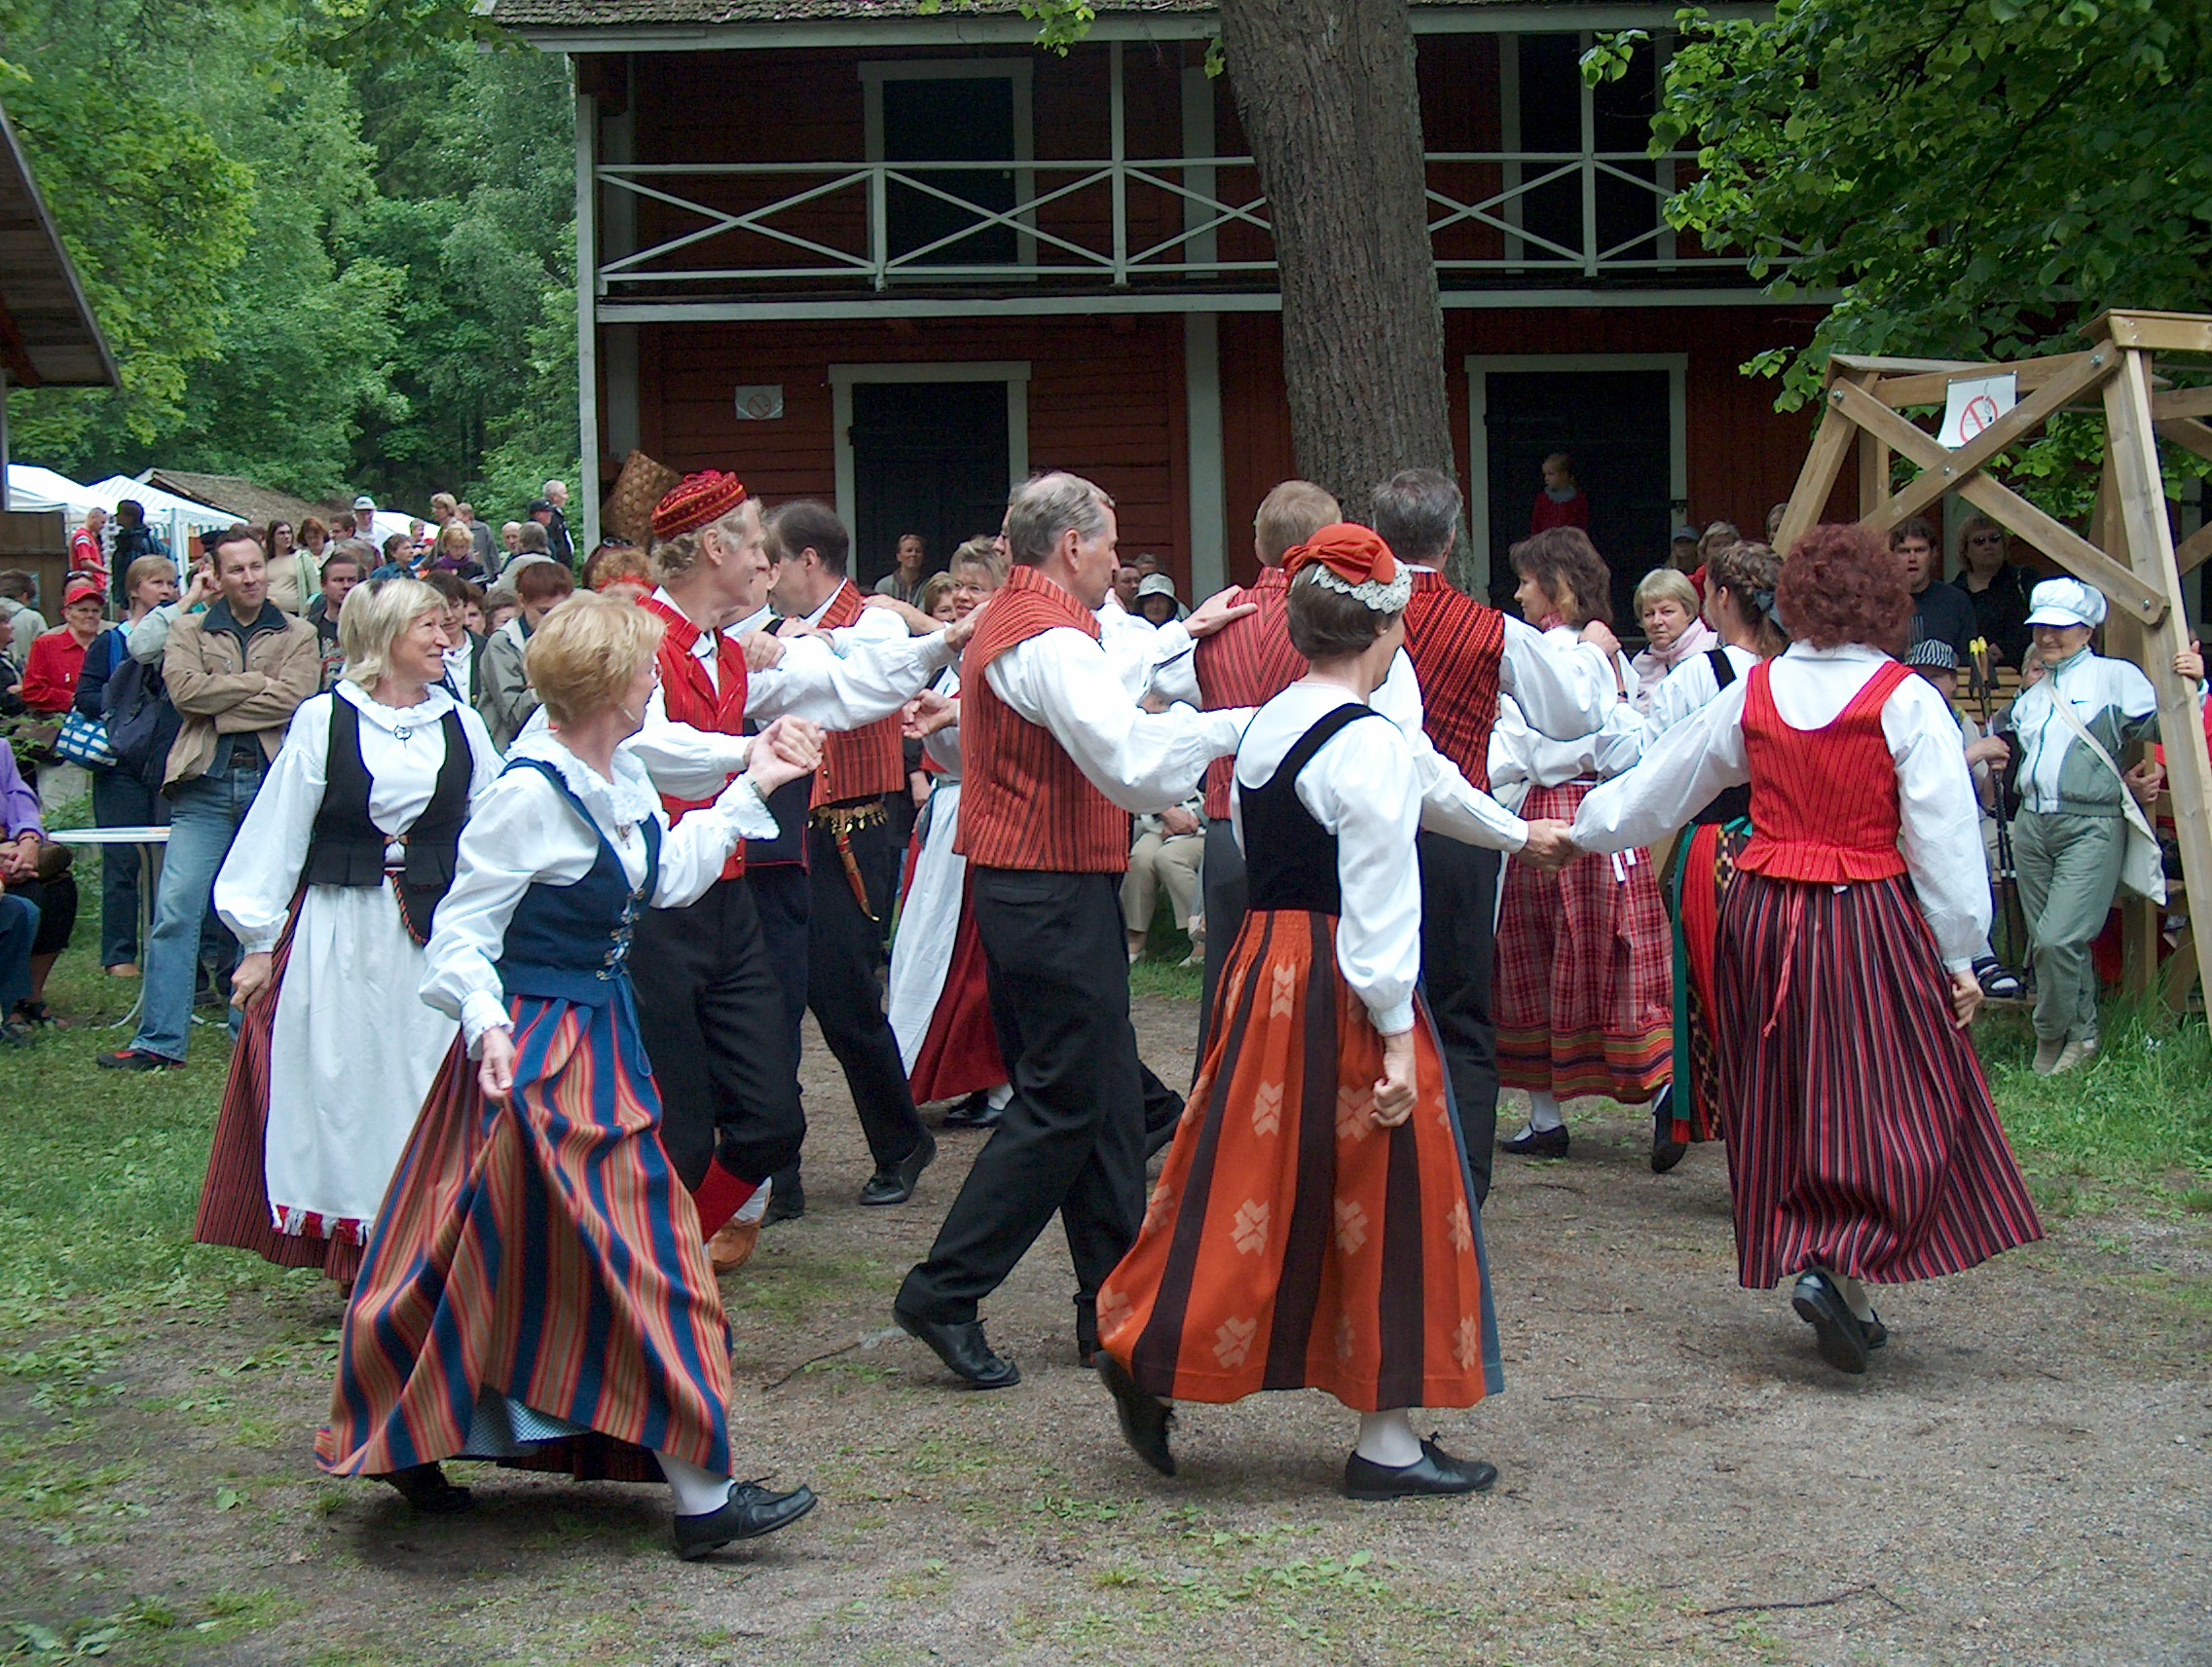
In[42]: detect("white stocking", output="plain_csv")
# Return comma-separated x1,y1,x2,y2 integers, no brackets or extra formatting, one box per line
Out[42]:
1527,1092,1565,1132
987,1082,1014,1111
1353,1409,1422,1467
655,1452,731,1516
1834,1272,1875,1321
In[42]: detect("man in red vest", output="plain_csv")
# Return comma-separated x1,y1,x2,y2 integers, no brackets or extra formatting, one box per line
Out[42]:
757,500,940,1217
1371,467,1617,1200
894,471,1256,1389
619,473,970,1258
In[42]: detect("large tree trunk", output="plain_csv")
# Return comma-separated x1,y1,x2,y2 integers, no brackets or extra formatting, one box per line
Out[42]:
1217,0,1454,518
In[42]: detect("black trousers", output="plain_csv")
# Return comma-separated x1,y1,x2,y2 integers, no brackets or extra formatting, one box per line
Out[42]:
747,863,812,1049
1195,818,1246,1064
629,876,805,1192
1419,832,1503,1204
798,809,925,1172
899,869,1145,1327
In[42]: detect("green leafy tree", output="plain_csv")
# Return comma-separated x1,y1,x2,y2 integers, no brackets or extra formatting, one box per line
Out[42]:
1589,0,2212,510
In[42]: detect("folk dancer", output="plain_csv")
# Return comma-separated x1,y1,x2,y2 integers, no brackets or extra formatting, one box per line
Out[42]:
1567,525,2042,1374
197,578,501,1285
892,472,1256,1389
1094,526,1536,1498
886,538,1013,1128
317,594,829,1554
756,500,943,1217
1635,539,1788,1173
571,474,966,1261
1494,526,1672,1160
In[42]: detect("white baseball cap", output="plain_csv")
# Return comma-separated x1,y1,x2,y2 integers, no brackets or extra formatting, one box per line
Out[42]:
352,494,377,511
2024,576,2106,630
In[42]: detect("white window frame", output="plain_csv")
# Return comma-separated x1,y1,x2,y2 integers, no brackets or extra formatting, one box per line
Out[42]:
860,59,1037,274
1463,352,1688,587
830,361,1033,539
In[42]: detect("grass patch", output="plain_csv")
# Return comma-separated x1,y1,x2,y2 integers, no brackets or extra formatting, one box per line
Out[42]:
1976,1001,2212,1195
1129,956,1201,1003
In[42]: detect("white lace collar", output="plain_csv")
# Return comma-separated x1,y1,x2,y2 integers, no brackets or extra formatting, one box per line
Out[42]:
507,730,663,833
336,678,456,734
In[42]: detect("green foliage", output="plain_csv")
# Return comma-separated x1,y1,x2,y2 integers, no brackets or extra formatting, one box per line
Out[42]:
1588,0,2212,508
0,0,576,518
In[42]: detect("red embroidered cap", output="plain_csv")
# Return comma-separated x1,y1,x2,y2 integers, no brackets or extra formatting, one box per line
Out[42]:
651,470,749,541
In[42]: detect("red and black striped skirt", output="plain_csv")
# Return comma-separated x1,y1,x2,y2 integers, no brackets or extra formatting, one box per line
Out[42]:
1667,821,1751,1144
1098,909,1499,1414
1714,871,2042,1288
1495,781,1673,1103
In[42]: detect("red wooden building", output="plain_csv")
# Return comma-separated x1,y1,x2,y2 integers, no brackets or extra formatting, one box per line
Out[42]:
493,0,1824,607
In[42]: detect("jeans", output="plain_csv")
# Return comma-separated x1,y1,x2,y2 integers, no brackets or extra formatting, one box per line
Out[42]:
0,894,38,1013
131,759,263,1061
92,766,167,967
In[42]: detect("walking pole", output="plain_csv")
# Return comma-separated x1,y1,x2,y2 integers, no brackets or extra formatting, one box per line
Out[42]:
1970,638,2028,976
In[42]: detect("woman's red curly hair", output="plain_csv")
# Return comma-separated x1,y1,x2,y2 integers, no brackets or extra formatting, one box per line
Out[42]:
1775,522,1912,653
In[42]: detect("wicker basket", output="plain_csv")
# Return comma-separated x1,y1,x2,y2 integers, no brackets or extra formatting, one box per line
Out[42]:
601,451,682,547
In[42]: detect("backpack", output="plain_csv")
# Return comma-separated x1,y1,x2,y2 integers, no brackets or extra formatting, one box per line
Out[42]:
101,644,170,776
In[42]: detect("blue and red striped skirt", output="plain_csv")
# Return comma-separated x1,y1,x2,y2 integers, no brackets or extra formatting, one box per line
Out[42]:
316,989,733,1482
1098,909,1499,1414
1714,871,2042,1288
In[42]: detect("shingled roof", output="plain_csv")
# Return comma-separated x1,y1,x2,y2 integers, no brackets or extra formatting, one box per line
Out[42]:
143,470,344,532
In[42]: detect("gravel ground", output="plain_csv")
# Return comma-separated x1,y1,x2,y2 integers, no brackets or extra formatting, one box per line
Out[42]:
6,993,2209,1666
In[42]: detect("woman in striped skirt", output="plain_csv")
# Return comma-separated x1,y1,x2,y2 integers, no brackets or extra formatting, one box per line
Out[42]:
316,595,828,1557
1094,526,1508,1499
1639,540,1788,1173
1493,527,1673,1159
1569,525,2041,1375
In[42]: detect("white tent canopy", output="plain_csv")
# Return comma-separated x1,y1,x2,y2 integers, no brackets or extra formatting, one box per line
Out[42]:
83,474,238,562
5,463,95,516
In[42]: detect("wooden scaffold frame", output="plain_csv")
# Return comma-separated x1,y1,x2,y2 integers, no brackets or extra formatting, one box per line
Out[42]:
1774,308,2212,1014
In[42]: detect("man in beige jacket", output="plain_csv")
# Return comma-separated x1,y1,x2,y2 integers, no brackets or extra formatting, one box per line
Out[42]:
100,530,319,1070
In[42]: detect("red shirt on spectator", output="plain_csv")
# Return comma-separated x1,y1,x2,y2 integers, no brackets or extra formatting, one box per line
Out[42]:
69,525,106,586
18,627,89,714
1530,488,1590,536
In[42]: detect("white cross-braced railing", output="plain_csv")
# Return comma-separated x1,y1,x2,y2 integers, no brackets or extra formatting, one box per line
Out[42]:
593,151,1764,291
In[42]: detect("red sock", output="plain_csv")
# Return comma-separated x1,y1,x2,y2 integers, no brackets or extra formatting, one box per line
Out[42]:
690,1158,757,1239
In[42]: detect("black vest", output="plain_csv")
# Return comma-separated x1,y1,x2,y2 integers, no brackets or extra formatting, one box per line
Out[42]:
1689,648,1754,828
1242,704,1382,916
303,694,472,944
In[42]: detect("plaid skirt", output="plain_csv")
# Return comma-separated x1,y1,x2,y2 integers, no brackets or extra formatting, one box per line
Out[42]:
1495,781,1673,1103
1098,908,1500,1414
316,987,733,1482
1715,871,2042,1288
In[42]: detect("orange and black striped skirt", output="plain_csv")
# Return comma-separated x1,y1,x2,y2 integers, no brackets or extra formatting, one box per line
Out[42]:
1098,909,1500,1414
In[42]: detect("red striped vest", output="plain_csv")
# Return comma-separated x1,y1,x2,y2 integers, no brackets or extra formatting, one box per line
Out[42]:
1402,571,1506,790
1193,567,1305,820
1737,658,1911,883
956,565,1132,873
642,596,750,882
810,578,907,808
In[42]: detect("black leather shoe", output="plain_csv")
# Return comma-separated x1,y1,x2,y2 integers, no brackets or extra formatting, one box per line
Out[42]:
672,1479,818,1560
1343,1438,1496,1500
1791,1272,1870,1375
761,1177,804,1225
860,1130,937,1206
1096,1352,1175,1476
378,1463,473,1514
894,1306,1020,1389
942,1093,992,1128
1500,1125,1568,1160
1650,1087,1688,1175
